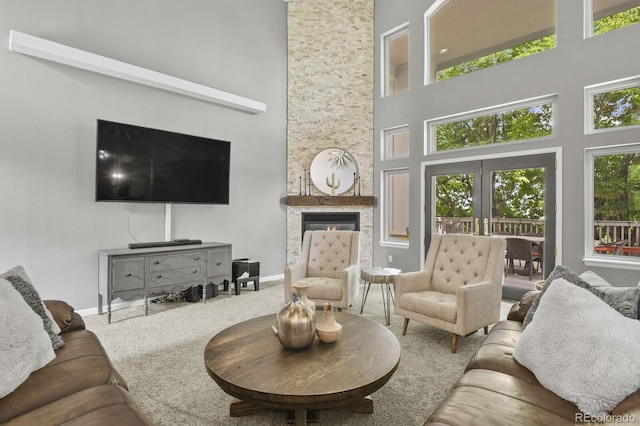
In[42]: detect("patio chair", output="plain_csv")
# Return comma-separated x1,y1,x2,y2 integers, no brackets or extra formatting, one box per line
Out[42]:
394,234,506,353
596,239,628,255
505,237,534,280
521,232,543,272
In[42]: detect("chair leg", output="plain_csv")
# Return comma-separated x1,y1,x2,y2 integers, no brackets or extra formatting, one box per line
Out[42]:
402,318,409,335
451,335,458,353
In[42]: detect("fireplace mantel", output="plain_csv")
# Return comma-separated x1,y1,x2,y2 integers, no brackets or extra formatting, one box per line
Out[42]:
281,195,375,207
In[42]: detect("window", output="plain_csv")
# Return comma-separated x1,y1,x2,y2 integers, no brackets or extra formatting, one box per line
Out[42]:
584,143,640,268
383,126,410,160
426,96,555,154
588,0,640,37
382,24,409,96
585,76,640,133
425,0,556,84
382,169,409,244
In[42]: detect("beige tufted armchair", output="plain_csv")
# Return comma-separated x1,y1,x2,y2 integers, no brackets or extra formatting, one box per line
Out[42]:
284,230,360,310
394,233,506,353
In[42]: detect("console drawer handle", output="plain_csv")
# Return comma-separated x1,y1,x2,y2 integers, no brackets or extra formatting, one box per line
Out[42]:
156,275,162,279
216,262,221,265
126,273,132,277
193,270,198,273
194,256,200,260
154,261,160,265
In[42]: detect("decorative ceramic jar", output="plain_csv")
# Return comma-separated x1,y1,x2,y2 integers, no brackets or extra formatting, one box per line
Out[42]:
315,302,342,343
276,293,316,349
292,282,316,319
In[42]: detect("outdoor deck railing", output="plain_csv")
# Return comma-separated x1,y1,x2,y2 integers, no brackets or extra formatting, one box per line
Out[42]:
437,217,639,248
438,217,544,236
594,220,640,247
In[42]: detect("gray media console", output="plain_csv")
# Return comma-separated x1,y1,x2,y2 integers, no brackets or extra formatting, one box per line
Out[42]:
98,242,232,323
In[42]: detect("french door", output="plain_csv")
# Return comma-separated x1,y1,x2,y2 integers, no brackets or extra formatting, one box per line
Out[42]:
424,153,556,277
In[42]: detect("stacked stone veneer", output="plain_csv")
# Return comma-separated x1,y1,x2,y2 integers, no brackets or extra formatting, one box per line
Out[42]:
286,0,374,267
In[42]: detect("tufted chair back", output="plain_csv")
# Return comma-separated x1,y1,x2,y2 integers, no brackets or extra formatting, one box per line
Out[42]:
429,234,495,294
301,230,360,279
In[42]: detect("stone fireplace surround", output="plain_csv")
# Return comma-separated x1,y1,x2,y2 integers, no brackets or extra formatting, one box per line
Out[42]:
286,0,374,269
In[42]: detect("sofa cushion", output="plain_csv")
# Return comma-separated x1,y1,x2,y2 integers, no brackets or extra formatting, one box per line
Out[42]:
425,369,579,425
0,278,55,399
523,265,640,328
302,277,343,301
513,278,640,416
0,329,128,423
4,384,154,425
398,291,457,323
464,321,540,384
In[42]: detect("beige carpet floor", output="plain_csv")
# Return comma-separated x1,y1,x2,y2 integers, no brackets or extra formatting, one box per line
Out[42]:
83,281,515,426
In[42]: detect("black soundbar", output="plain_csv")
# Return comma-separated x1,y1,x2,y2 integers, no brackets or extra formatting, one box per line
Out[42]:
128,239,203,249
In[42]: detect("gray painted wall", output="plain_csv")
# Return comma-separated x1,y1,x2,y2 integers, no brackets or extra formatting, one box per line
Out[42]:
0,0,288,310
374,0,640,286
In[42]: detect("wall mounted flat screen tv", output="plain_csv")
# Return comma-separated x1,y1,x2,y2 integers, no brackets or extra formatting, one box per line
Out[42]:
95,119,230,204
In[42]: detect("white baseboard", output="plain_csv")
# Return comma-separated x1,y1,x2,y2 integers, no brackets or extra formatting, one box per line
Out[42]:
77,274,285,317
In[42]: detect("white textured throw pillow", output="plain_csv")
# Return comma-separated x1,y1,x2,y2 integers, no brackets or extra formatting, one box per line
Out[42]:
43,301,62,335
0,278,55,398
513,278,640,416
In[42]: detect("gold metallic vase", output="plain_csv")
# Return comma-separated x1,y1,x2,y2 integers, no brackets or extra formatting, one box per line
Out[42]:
276,293,316,350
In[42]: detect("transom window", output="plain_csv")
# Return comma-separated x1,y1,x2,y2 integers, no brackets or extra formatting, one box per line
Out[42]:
382,169,410,245
585,76,640,133
382,24,409,97
383,126,410,160
425,96,555,154
588,0,640,37
425,0,556,84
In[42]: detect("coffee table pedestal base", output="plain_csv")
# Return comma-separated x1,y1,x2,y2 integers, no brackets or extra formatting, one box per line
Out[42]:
229,396,374,425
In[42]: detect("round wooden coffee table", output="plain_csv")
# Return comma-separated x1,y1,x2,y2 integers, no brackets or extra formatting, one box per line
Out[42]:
204,312,400,426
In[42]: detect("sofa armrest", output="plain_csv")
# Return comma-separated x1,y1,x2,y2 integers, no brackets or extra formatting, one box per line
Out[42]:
43,300,85,333
506,290,540,323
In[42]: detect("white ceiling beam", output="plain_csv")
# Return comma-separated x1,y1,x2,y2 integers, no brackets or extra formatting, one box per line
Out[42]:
8,30,266,114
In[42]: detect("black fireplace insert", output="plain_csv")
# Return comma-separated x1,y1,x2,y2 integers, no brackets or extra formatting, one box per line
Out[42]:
302,212,360,237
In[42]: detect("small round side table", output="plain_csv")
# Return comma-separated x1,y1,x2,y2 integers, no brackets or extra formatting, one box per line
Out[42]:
360,267,402,326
